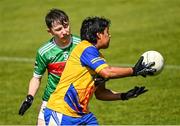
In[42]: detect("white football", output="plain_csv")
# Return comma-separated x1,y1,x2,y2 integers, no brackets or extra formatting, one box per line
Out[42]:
141,50,164,75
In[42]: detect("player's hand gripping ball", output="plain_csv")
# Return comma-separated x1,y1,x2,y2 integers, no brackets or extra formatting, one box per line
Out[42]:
141,50,164,75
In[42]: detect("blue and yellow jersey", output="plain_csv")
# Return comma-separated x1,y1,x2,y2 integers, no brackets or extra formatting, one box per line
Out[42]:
47,40,109,117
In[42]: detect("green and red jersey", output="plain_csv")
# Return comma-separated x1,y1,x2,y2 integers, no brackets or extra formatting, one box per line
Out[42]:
33,35,81,101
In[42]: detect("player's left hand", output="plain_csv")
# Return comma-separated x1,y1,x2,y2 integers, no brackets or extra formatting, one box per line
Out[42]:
133,56,156,77
18,95,34,116
121,86,148,100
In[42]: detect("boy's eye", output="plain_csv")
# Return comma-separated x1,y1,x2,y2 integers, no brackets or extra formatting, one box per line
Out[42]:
55,27,62,31
58,28,62,31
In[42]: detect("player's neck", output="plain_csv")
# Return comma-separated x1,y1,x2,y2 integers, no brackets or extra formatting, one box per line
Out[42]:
54,37,71,49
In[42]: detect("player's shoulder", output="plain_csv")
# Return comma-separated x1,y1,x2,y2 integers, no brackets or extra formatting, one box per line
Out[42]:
74,40,97,54
83,45,98,55
71,34,81,45
37,38,56,56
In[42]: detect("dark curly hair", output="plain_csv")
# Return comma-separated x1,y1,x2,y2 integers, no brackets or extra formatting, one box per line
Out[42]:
80,16,110,44
45,8,69,28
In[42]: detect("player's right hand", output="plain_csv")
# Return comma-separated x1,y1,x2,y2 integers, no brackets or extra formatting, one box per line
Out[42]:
18,95,34,116
132,56,156,77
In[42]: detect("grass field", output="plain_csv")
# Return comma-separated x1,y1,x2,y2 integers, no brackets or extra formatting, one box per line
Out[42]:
0,0,180,125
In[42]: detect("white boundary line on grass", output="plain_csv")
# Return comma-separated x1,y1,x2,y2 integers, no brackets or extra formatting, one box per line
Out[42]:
0,56,34,62
0,56,180,70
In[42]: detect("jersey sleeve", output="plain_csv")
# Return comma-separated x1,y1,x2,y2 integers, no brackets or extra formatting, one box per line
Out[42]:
33,51,47,78
80,46,108,73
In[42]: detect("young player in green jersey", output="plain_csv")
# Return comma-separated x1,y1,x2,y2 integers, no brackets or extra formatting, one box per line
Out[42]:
18,9,81,125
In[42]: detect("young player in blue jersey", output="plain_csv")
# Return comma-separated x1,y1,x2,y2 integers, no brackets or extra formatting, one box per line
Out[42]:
18,9,81,125
44,16,156,125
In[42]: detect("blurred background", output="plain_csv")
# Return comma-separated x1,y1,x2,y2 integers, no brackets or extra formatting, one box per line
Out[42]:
0,0,180,125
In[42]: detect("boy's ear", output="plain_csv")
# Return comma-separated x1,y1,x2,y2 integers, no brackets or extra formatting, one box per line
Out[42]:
96,33,102,39
47,28,53,35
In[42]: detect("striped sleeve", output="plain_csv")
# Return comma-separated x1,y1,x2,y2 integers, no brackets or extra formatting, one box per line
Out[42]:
80,46,108,73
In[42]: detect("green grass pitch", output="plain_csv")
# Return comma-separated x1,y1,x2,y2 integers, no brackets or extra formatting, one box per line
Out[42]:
0,0,180,125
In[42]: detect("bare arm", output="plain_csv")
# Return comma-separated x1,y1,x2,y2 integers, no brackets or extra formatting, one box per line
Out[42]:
95,83,122,101
94,81,148,101
98,66,133,79
19,76,41,115
27,76,42,97
98,56,157,79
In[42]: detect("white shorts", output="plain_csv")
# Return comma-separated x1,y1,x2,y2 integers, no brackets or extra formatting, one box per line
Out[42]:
38,101,47,120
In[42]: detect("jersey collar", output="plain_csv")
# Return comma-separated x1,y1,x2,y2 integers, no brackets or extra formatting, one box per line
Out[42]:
52,36,72,49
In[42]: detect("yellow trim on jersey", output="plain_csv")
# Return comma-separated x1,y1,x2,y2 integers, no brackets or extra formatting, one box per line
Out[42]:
95,64,108,73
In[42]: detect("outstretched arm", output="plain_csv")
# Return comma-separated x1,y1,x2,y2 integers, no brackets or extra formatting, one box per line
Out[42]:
98,56,156,79
98,66,133,79
94,81,148,101
95,83,121,101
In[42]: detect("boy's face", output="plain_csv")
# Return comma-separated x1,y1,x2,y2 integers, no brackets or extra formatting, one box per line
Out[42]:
48,20,71,43
97,27,111,49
